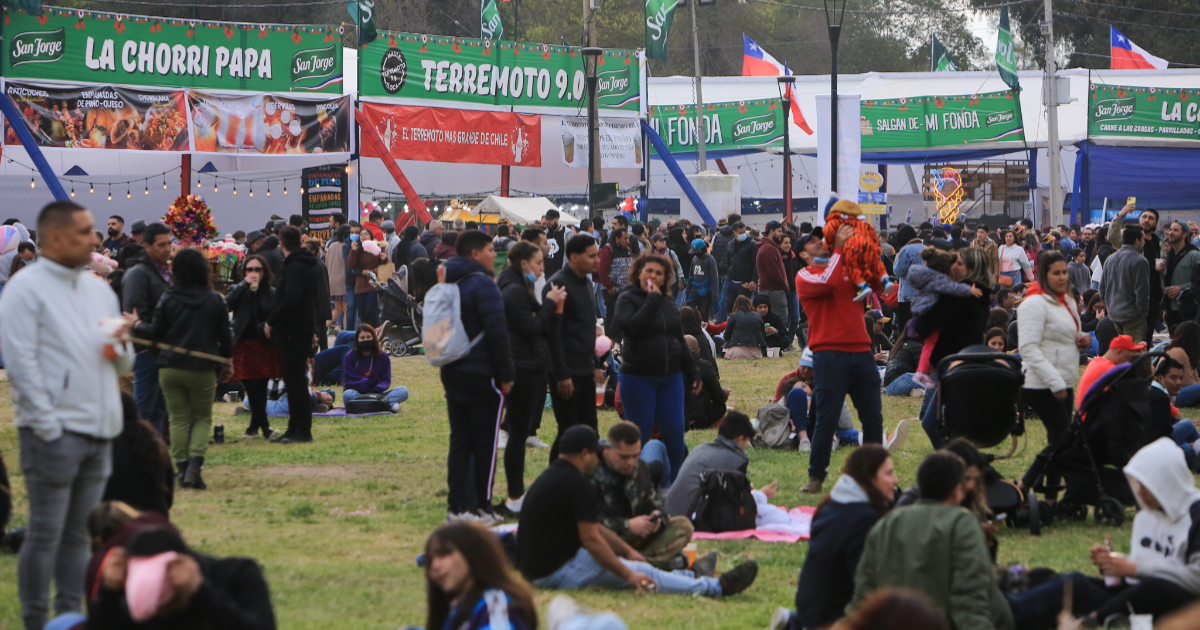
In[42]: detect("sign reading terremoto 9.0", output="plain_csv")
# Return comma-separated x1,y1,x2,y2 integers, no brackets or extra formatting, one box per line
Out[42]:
3,6,344,93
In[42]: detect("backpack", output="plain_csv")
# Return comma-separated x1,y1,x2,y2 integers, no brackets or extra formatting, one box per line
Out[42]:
688,470,757,533
422,272,484,367
753,403,792,449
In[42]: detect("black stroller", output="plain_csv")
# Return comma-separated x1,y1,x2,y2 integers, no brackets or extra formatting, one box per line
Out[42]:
367,268,423,357
1022,351,1174,532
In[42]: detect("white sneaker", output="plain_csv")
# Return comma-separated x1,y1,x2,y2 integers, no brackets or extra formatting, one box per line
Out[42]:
547,595,584,630
910,388,926,398
797,438,811,453
446,511,485,524
497,430,509,449
857,432,864,446
390,403,401,413
268,428,282,440
769,607,793,630
886,419,912,451
473,508,503,525
506,495,524,514
526,436,549,448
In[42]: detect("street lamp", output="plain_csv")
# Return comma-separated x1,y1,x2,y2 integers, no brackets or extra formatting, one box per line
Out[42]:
777,76,796,223
582,47,603,222
824,0,847,193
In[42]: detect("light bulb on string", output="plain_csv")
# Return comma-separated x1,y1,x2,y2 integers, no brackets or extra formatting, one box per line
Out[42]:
214,181,219,193
283,184,288,195
163,175,168,190
30,177,35,189
144,183,149,195
126,185,131,199
249,186,253,197
232,184,237,196
197,176,202,189
70,187,75,198
267,183,271,197
90,184,94,194
108,185,112,201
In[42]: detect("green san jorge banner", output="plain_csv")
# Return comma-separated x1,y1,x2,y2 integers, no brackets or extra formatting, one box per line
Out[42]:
3,6,344,94
359,31,640,114
859,90,1024,151
647,99,783,155
1089,83,1200,141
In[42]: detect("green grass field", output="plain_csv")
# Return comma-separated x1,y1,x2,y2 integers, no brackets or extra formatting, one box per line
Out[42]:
0,355,1137,630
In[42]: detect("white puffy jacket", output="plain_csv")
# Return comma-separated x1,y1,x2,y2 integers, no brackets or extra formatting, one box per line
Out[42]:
1017,292,1080,392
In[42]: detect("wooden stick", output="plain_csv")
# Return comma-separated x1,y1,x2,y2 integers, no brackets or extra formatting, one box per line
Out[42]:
132,339,232,365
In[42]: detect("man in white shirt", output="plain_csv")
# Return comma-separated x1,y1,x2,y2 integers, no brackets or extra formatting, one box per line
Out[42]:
0,201,134,630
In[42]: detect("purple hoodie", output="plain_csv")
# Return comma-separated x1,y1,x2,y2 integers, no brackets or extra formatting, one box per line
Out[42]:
342,350,391,394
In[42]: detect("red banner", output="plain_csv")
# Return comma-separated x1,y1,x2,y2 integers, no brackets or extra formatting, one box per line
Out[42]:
359,103,540,167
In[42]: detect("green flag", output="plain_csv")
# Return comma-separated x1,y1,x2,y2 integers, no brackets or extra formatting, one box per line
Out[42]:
481,0,504,40
645,0,677,60
931,35,958,72
347,0,377,47
996,5,1020,91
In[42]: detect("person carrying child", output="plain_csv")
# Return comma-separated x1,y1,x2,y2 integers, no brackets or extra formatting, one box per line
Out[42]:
906,248,983,388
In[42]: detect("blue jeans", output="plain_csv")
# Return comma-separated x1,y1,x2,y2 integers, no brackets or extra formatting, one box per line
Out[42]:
344,291,358,329
313,331,356,385
247,389,334,415
1177,384,1200,408
343,387,410,406
785,387,859,443
532,547,722,597
1173,419,1200,469
785,290,801,347
884,373,925,397
1006,572,1109,630
639,439,671,488
920,380,943,449
810,351,883,480
133,351,167,436
595,282,607,318
619,371,686,483
355,290,379,328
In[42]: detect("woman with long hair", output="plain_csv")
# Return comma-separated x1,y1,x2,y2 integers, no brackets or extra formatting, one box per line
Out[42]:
423,522,537,630
997,229,1032,288
1167,321,1200,407
1081,294,1106,333
497,241,565,514
325,225,348,333
780,445,897,630
226,254,283,440
102,392,173,515
341,324,409,412
723,295,766,360
780,233,803,348
613,253,698,482
133,248,232,490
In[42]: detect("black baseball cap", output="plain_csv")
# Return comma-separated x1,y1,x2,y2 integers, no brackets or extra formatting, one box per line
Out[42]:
558,426,600,455
795,226,824,250
130,220,147,235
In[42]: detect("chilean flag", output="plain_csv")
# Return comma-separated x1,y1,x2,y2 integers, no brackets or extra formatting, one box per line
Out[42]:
1111,26,1168,70
743,35,813,135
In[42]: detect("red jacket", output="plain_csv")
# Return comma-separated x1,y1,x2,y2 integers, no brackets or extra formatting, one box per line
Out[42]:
756,238,788,292
795,247,871,353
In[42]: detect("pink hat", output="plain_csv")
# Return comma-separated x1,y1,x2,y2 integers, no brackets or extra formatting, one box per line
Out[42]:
125,551,178,622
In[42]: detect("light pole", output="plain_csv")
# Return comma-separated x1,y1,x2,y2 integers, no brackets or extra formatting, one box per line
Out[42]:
582,46,602,222
824,0,847,193
778,76,796,223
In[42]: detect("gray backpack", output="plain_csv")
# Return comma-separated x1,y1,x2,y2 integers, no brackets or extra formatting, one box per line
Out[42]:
422,272,484,367
753,403,792,449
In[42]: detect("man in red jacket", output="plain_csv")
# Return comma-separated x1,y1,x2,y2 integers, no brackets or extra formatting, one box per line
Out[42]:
756,221,789,324
796,224,886,494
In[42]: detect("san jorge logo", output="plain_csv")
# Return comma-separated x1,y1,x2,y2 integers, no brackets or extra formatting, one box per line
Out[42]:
380,48,407,95
292,45,338,85
732,113,777,143
10,28,65,67
596,67,631,102
985,110,1016,127
1093,97,1136,122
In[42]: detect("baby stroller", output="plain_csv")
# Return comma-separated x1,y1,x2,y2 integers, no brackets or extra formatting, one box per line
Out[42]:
367,268,423,357
1021,351,1173,532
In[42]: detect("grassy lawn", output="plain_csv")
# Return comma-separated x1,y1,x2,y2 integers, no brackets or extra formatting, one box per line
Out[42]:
0,354,1136,629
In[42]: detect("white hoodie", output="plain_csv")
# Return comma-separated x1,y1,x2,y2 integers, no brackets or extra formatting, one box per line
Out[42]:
1123,437,1200,595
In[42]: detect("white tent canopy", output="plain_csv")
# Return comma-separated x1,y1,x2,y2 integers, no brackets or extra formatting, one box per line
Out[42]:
475,195,579,226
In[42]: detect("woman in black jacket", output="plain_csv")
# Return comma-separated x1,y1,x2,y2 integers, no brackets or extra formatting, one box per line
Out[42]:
134,248,233,490
613,253,698,482
225,254,282,441
724,295,766,360
102,393,174,515
497,242,564,514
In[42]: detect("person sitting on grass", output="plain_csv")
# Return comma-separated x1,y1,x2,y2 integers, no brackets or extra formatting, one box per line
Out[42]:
881,330,926,397
235,364,335,418
102,393,174,517
754,295,787,352
663,412,773,519
723,296,766,360
896,438,998,560
341,324,409,413
769,445,897,630
684,335,728,430
421,521,537,630
516,425,758,598
591,422,709,574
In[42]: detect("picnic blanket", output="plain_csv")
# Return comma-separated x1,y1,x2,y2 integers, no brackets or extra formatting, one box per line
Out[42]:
267,407,392,418
691,505,816,543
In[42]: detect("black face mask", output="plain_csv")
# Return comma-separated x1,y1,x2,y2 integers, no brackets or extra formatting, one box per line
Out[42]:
357,340,376,353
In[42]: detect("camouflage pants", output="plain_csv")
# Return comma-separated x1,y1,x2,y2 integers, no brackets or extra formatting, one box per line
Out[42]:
623,516,693,569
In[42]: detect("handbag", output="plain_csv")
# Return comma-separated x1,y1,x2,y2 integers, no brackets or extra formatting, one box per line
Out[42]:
346,393,391,414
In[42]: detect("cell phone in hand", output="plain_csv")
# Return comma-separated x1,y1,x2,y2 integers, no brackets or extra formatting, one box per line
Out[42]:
1127,196,1136,207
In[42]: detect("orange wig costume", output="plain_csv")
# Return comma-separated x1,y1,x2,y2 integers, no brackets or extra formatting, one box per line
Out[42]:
823,199,888,292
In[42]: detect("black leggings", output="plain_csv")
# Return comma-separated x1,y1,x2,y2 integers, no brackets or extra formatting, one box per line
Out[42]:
1022,387,1074,490
242,378,272,436
1089,576,1195,620
504,370,547,499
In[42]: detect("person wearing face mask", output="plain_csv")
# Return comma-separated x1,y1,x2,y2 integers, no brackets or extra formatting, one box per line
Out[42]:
340,324,409,413
716,222,758,324
225,255,283,440
497,242,566,515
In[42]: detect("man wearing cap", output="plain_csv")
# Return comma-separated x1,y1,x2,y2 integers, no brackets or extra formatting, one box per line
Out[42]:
517,425,758,597
756,221,789,326
129,219,147,245
543,209,573,278
796,223,886,494
688,238,719,321
380,220,399,254
1075,334,1146,408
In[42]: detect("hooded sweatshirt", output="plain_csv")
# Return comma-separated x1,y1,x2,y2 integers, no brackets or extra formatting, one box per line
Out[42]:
1123,437,1200,595
905,265,975,317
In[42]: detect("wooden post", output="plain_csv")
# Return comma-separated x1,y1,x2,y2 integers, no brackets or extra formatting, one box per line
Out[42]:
181,154,191,196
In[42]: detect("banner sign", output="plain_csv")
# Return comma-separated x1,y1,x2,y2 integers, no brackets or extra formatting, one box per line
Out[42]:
358,31,640,115
188,92,350,154
646,98,784,155
3,80,189,151
2,7,344,93
359,102,540,167
859,90,1025,151
480,0,503,41
644,0,677,61
301,164,347,241
1088,83,1200,141
559,117,641,169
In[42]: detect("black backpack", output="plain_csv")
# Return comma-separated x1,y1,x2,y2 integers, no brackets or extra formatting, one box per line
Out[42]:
688,470,757,533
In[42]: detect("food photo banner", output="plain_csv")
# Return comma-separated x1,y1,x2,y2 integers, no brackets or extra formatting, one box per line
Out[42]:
1089,83,1200,142
358,102,540,167
358,32,640,115
4,80,190,151
859,90,1025,151
647,99,784,155
559,116,641,169
2,6,343,94
188,92,350,154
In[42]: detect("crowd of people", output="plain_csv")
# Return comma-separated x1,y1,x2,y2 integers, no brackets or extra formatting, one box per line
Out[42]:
7,196,1200,630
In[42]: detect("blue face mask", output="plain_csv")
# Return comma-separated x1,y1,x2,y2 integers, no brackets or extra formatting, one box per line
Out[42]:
524,272,538,284
350,233,360,242
737,232,748,242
